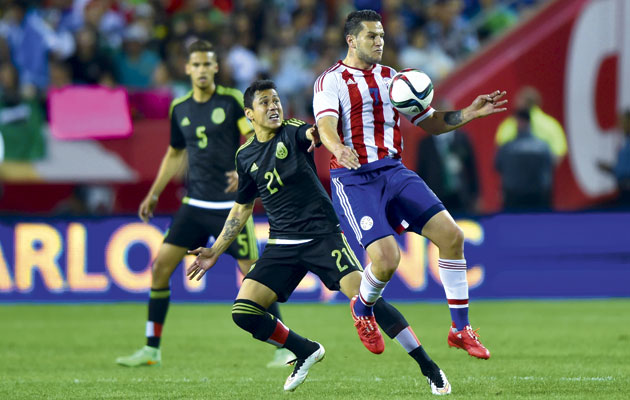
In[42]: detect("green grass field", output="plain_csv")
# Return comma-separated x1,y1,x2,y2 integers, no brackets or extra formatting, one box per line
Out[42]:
1,300,629,399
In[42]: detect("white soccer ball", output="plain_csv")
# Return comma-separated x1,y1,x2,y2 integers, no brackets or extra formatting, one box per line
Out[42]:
388,68,434,116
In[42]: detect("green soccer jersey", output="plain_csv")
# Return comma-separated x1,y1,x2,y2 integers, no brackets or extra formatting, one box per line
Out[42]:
235,119,341,239
169,86,253,202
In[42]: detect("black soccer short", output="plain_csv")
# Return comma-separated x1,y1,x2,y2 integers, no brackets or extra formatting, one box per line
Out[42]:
244,233,362,302
164,204,258,260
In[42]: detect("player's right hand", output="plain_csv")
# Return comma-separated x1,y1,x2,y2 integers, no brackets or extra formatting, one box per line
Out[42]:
186,247,219,281
333,144,360,170
138,194,158,223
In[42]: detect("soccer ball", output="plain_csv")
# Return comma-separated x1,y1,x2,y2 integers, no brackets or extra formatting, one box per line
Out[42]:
388,68,434,116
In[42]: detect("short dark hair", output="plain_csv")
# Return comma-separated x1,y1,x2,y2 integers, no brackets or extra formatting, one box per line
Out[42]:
344,9,382,38
186,40,214,56
244,80,277,109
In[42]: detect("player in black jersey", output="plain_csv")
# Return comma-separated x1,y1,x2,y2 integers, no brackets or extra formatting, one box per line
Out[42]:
116,41,293,368
186,80,451,395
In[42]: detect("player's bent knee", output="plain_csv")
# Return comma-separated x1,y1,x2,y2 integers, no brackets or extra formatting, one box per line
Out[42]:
232,299,269,339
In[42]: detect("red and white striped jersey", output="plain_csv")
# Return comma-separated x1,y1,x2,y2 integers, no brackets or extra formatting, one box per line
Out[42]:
313,60,434,168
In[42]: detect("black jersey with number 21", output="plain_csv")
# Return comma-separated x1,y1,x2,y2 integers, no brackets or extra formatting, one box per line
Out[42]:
235,119,341,239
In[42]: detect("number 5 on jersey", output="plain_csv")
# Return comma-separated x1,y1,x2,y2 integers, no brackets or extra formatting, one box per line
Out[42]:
264,168,284,194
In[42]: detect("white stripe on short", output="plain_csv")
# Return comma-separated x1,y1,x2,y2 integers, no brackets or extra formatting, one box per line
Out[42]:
332,177,362,244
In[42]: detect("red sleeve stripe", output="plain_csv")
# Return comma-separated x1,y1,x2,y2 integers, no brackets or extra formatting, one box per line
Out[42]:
411,106,434,124
316,62,341,92
447,299,469,305
316,108,339,118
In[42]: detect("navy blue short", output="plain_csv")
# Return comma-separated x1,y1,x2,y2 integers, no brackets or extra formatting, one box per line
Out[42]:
330,158,445,248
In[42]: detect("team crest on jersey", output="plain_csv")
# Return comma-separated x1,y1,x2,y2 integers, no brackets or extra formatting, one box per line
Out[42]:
360,216,373,231
211,108,226,124
276,142,288,159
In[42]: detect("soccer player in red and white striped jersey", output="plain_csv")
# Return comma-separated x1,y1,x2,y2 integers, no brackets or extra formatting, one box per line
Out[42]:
313,9,507,360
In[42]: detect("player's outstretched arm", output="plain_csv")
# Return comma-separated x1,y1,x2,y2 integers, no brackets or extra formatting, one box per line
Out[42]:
419,90,508,135
139,146,186,222
186,201,254,280
316,116,360,169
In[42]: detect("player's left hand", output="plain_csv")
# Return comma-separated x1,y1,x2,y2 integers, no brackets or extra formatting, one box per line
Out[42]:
225,170,238,193
306,126,321,153
468,90,508,118
186,247,219,281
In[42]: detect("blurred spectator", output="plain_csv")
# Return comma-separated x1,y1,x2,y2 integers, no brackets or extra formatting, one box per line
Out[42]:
398,27,455,82
80,0,126,49
495,86,567,163
54,184,115,216
495,108,553,211
598,110,630,207
68,27,115,85
225,13,263,92
114,23,161,88
271,25,315,117
416,101,479,214
48,58,73,89
476,0,519,42
425,0,480,60
0,2,75,92
0,62,46,161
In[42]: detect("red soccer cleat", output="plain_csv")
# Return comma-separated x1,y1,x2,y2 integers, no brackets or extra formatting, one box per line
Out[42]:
350,295,385,354
447,325,491,359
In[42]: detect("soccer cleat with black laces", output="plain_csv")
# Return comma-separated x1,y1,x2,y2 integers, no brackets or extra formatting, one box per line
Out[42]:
283,343,325,391
426,368,452,395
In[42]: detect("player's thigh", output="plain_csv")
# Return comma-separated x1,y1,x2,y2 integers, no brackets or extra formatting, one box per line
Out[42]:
152,243,189,287
301,233,362,292
365,235,401,271
243,244,308,303
224,215,259,262
236,278,278,309
236,258,256,275
339,270,363,299
420,209,463,249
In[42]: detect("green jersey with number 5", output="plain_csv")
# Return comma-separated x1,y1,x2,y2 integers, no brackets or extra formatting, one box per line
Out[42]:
169,86,253,202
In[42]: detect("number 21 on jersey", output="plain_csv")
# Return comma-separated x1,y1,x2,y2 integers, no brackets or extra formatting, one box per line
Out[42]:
264,168,284,194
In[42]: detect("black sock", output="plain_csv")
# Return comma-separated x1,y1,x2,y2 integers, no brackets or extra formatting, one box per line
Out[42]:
410,346,438,377
232,299,316,359
284,331,319,359
146,288,170,348
373,298,408,338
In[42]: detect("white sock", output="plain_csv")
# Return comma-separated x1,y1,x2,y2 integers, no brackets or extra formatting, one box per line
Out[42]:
438,258,469,308
359,263,388,306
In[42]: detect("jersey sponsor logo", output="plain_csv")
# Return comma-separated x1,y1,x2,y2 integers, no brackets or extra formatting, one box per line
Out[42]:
211,108,226,124
250,162,258,172
276,142,288,159
181,116,191,126
360,216,373,231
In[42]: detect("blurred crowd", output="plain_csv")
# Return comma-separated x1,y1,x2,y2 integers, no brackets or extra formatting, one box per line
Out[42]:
0,0,544,122
1,0,568,215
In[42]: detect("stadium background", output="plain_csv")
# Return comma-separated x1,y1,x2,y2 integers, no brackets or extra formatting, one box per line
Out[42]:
0,0,629,302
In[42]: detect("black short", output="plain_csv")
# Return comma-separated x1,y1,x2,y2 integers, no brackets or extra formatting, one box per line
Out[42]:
164,204,258,260
244,233,362,302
